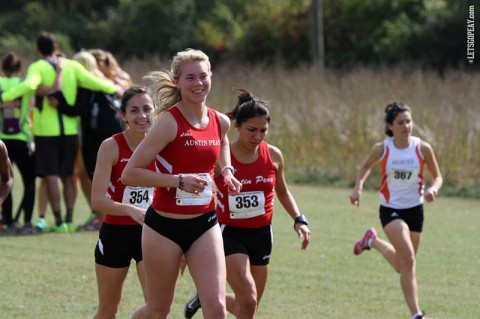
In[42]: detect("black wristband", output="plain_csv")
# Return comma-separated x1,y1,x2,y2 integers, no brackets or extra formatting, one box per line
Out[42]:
293,214,308,229
178,174,184,190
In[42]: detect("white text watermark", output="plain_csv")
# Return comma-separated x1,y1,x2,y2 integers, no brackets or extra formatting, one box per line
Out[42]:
467,5,475,64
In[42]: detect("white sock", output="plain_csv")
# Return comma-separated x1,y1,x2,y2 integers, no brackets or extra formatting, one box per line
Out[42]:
367,237,374,248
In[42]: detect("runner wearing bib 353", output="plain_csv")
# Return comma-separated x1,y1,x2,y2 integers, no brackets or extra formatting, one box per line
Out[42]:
184,89,311,319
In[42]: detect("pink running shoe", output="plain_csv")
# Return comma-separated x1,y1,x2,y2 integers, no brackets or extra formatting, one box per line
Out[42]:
353,228,377,255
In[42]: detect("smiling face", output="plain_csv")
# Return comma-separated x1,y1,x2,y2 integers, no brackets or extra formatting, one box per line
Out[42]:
236,115,269,150
121,93,154,134
176,61,211,105
388,111,413,139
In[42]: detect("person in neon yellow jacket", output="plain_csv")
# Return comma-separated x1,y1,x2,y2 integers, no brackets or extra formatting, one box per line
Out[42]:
0,31,119,233
0,52,36,234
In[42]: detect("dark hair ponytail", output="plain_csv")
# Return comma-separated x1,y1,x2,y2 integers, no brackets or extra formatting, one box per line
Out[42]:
384,101,411,136
226,89,270,126
1,52,21,75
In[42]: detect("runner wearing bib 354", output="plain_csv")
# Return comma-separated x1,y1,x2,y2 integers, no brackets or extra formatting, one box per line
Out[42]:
90,87,156,319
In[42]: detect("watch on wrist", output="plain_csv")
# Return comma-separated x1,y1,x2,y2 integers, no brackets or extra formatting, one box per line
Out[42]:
294,214,308,228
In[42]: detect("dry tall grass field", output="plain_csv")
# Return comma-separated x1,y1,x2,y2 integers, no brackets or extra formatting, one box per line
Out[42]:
124,57,479,197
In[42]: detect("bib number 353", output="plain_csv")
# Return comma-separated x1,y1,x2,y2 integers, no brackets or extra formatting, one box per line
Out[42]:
228,191,265,219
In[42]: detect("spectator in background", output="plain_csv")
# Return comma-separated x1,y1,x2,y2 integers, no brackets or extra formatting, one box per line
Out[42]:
89,49,132,90
0,31,118,233
0,52,36,234
83,50,130,230
49,50,126,231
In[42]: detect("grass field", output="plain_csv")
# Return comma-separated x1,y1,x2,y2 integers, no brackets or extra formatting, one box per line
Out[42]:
1,182,478,319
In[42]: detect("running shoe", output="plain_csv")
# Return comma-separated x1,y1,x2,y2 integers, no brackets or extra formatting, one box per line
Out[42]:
50,223,69,234
35,218,49,231
413,311,431,319
20,223,38,235
78,214,102,231
6,223,17,235
81,219,102,231
82,213,95,226
66,222,75,233
184,293,201,319
353,228,377,255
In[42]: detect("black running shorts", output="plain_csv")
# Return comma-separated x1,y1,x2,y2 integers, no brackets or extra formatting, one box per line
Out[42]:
35,135,78,177
379,204,424,232
94,223,143,268
221,224,273,266
144,206,218,253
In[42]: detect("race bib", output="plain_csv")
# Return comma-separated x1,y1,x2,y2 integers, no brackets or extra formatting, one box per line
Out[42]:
228,191,266,219
176,173,213,206
388,169,418,188
122,186,153,209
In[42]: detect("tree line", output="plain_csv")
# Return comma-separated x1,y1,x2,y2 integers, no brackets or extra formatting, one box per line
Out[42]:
0,0,472,71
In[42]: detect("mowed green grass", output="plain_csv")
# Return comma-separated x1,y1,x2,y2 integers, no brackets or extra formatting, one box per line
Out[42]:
0,183,478,319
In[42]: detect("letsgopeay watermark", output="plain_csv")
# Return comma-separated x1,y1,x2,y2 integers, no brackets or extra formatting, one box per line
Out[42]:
467,5,475,64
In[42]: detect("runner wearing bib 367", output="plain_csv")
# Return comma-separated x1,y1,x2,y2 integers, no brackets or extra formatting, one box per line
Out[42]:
350,102,443,319
90,87,155,319
184,89,311,319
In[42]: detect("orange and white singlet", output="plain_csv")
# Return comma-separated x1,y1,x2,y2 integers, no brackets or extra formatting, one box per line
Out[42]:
152,106,221,215
379,136,425,209
215,142,276,228
105,133,155,225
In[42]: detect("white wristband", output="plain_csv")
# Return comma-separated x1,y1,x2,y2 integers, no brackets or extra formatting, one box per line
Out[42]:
428,187,438,194
221,165,234,176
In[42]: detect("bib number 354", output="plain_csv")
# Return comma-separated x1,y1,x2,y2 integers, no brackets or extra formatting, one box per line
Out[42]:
123,186,153,209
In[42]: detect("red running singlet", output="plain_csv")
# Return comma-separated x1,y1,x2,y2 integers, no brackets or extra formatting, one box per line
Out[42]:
215,142,276,228
104,132,155,225
152,106,221,215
